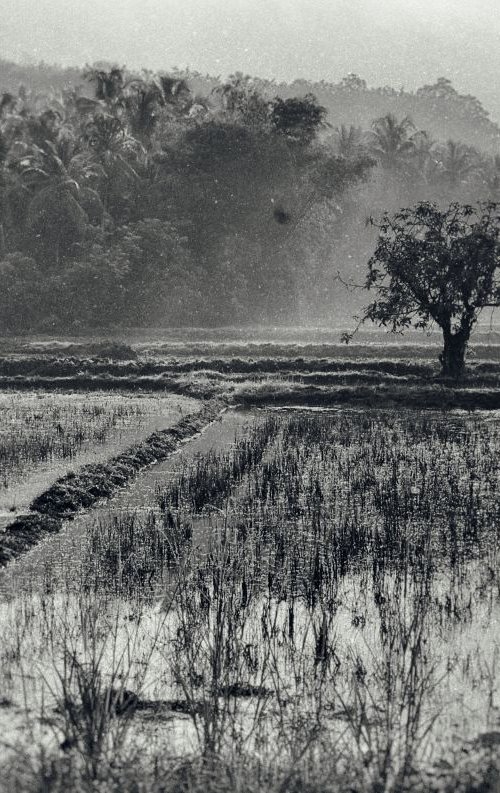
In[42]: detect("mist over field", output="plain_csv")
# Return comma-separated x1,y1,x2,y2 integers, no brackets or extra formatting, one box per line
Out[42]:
1,50,500,332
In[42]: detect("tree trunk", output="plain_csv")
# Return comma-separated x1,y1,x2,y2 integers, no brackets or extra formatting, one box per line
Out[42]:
440,328,469,379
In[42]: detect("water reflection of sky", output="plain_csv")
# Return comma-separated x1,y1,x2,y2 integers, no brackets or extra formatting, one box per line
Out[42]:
0,408,499,767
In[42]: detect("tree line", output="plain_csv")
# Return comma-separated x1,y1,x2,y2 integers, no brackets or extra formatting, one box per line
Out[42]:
0,66,499,332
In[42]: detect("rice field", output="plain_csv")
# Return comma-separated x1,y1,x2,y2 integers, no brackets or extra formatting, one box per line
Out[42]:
0,407,499,793
3,331,500,409
0,393,145,485
0,391,201,523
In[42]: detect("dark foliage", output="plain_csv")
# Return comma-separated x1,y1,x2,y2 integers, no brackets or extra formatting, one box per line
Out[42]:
0,61,499,330
348,202,500,376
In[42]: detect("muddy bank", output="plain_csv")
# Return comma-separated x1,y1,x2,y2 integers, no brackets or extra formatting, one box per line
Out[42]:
0,400,225,567
235,382,500,410
0,392,200,527
0,374,222,398
0,409,253,595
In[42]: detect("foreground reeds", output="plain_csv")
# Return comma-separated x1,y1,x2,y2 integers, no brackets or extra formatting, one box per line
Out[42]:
1,408,499,792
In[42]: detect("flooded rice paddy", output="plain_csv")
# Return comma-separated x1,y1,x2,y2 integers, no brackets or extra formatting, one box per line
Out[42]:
0,391,200,528
1,406,499,791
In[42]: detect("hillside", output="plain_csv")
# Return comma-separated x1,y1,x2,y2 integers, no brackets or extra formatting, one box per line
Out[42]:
0,59,82,97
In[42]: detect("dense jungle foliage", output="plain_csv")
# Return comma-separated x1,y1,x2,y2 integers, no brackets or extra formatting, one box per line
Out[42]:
1,60,500,331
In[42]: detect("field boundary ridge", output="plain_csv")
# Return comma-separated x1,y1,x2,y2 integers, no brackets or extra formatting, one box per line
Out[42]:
0,399,226,567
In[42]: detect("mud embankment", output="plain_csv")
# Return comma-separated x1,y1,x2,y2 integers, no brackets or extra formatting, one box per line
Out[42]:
0,400,225,566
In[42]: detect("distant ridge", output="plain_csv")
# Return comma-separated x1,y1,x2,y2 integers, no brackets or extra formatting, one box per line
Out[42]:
1,60,498,153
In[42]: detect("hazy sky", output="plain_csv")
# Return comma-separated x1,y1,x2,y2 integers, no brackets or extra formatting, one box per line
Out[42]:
2,0,499,117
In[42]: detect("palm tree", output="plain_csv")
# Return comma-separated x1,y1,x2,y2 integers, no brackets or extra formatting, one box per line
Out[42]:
333,125,365,158
0,90,32,147
480,154,500,200
16,130,104,265
369,114,416,172
158,75,191,107
26,183,88,267
122,75,192,140
81,113,142,222
123,80,164,142
20,149,82,265
0,93,16,119
0,130,9,256
0,106,32,256
435,139,478,189
83,66,126,107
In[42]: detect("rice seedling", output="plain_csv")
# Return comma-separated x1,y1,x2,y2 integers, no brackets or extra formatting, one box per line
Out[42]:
1,407,499,793
0,393,147,489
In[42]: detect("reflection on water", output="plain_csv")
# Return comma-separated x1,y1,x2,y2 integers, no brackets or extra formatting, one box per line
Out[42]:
1,408,499,777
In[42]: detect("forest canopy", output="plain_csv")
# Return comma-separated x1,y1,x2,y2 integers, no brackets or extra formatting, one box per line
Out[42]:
0,61,499,332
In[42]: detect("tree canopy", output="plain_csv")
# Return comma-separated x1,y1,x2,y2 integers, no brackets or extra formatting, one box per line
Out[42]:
0,61,499,332
348,202,500,377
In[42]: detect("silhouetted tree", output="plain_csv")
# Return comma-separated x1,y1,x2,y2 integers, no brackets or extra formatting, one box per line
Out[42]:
347,202,500,377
